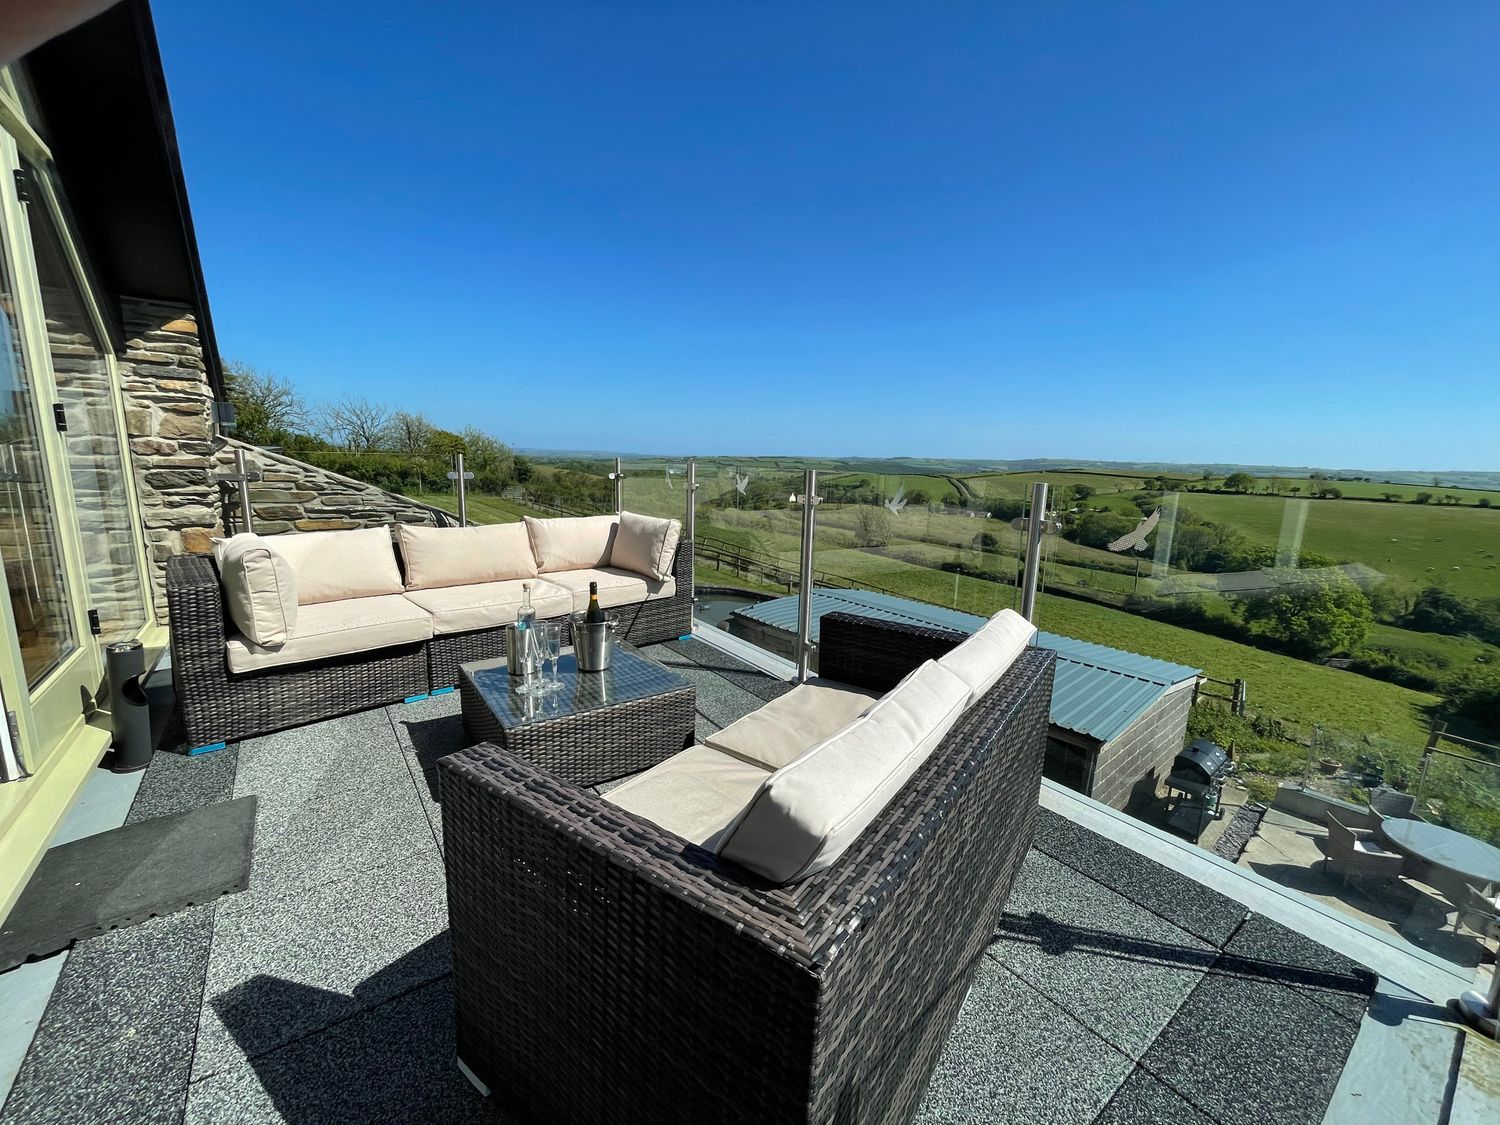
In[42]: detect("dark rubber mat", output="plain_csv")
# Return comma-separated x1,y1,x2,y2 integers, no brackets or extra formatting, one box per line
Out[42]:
0,796,255,971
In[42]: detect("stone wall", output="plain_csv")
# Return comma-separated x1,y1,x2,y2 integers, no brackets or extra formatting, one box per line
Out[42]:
117,296,448,622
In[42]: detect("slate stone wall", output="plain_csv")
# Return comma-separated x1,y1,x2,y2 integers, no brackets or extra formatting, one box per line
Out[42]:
117,297,446,622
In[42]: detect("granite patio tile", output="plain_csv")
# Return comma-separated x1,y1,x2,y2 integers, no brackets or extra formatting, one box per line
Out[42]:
1091,1066,1216,1125
916,957,1132,1124
992,851,1214,1057
191,843,449,1081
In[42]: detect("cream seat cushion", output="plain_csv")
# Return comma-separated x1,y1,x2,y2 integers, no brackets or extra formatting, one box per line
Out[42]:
544,567,676,613
226,594,432,674
704,678,880,771
263,527,404,605
937,608,1035,700
214,534,298,646
717,660,972,884
402,578,572,635
524,515,618,573
603,745,770,850
396,523,538,589
610,511,681,581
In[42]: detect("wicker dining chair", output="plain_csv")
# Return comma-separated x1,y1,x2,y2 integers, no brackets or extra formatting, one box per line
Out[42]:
1450,883,1500,938
1324,812,1406,886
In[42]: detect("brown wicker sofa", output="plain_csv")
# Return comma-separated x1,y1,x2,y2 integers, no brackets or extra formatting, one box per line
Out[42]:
439,611,1055,1124
166,513,693,750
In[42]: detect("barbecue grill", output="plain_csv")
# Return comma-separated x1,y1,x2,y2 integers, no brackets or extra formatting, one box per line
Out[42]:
1166,739,1232,840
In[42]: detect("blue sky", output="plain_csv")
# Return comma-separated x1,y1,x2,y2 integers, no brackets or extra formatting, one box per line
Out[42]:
155,1,1498,468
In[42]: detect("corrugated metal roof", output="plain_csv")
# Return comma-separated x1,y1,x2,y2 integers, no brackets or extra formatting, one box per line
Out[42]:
729,591,1201,745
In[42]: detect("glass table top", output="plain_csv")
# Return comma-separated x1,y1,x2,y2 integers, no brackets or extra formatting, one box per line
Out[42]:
463,644,691,728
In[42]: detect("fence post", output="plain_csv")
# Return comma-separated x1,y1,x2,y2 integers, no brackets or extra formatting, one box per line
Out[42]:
793,469,820,682
1232,679,1247,717
1415,751,1432,807
1425,718,1447,754
1019,482,1049,622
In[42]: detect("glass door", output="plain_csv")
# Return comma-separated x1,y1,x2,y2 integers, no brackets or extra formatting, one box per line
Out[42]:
0,129,103,764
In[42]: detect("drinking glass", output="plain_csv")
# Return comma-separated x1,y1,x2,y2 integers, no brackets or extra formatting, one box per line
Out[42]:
538,621,563,695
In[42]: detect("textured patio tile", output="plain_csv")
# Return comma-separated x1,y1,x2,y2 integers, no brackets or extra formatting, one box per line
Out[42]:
1031,808,1246,946
1216,914,1375,1024
916,958,1132,1124
389,691,465,846
1,907,213,1125
1092,1066,1216,1125
992,851,1214,1057
184,979,503,1125
650,657,765,731
126,743,238,825
1140,966,1364,1125
652,636,793,702
191,844,449,1081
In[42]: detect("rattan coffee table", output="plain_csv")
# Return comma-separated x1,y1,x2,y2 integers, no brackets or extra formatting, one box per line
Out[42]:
458,643,696,787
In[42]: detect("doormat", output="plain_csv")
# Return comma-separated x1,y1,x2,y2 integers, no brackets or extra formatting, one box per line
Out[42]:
0,796,256,971
1212,801,1268,863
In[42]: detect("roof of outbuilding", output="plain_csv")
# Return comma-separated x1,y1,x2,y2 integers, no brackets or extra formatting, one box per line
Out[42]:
729,589,1201,744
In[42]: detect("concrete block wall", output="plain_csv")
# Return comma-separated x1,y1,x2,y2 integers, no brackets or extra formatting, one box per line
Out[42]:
1088,685,1195,814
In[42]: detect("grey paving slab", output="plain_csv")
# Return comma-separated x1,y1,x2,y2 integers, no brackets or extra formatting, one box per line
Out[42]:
649,656,765,731
916,957,1132,1125
0,952,63,1103
126,743,238,825
184,979,502,1125
50,765,144,846
650,637,793,702
1140,965,1365,1125
2,913,207,1123
191,843,449,1081
388,692,465,849
1217,913,1375,1025
1032,808,1246,947
992,851,1214,1057
1091,1066,1216,1125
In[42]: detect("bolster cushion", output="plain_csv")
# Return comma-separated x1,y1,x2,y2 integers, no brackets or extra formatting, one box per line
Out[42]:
262,527,404,605
214,534,298,646
716,660,972,884
936,608,1036,699
609,511,681,581
396,522,538,589
524,515,619,573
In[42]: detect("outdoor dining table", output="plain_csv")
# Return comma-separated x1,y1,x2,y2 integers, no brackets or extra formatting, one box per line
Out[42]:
1377,818,1500,887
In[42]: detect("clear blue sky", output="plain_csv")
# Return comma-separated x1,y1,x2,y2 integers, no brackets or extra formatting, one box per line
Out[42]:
155,1,1498,469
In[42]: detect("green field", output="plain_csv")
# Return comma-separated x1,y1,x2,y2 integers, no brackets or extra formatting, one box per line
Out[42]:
1175,492,1500,598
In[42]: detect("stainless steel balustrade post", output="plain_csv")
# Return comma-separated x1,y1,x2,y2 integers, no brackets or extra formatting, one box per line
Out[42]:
613,457,625,515
234,447,254,534
794,469,820,682
685,458,697,543
452,453,468,526
1020,482,1049,622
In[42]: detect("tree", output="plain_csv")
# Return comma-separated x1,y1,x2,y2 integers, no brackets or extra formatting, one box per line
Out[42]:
389,410,435,455
223,360,309,444
1269,477,1291,495
1414,492,1434,504
1223,472,1255,492
854,505,894,547
907,488,930,506
1073,484,1095,501
323,396,392,451
1071,511,1139,550
1480,498,1493,508
513,453,533,484
1381,492,1401,502
1241,573,1373,659
1313,485,1342,499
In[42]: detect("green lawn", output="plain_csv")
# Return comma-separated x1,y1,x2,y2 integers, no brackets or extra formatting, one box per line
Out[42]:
1175,493,1500,598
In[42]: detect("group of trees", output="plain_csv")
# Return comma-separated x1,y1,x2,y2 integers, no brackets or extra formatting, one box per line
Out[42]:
224,361,531,494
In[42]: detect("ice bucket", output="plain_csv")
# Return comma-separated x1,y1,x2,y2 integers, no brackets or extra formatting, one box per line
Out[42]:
505,624,538,677
571,619,615,672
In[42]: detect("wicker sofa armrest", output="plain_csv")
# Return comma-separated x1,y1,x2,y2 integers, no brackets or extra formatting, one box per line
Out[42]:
817,610,970,692
166,553,226,655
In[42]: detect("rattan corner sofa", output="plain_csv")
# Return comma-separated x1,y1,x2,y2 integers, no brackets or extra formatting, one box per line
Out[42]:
166,512,692,749
439,609,1056,1124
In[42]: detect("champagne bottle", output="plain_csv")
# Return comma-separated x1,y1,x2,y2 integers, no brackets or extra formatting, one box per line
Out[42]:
584,581,606,624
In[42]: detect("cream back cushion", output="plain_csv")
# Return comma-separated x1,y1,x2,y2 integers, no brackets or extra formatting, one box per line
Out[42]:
263,527,404,605
717,660,972,884
396,522,538,590
609,511,681,581
937,608,1036,699
524,515,618,573
214,534,298,646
